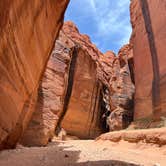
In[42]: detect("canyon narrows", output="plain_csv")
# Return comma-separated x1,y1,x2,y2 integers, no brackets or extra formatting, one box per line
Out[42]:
0,0,166,166
20,22,135,146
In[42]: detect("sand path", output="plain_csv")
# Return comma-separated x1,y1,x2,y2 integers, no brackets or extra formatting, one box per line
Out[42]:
0,140,165,166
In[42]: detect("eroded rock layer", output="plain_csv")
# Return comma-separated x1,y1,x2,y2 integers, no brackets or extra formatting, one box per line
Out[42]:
97,127,166,146
98,45,135,131
61,48,102,139
60,22,105,139
20,31,74,146
130,0,166,126
0,0,69,149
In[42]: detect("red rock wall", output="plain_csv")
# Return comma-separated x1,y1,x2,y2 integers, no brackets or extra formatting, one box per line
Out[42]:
21,22,104,144
21,31,75,146
130,0,166,121
61,48,103,139
63,22,135,131
0,0,69,149
57,22,106,139
99,45,135,131
59,22,108,138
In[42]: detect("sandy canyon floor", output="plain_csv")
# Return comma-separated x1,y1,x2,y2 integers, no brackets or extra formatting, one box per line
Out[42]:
0,139,165,166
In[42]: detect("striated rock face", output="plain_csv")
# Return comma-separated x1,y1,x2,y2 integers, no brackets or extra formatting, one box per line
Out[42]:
60,22,105,138
0,0,69,149
61,48,102,139
21,23,104,145
99,45,135,131
21,31,76,146
130,0,166,124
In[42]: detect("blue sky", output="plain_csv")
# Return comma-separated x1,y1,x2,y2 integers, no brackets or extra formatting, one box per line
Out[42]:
65,0,132,54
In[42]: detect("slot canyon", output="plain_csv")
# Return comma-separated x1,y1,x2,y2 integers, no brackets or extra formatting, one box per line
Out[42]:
0,0,166,165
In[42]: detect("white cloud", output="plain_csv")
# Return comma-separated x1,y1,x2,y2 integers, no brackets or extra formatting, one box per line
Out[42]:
87,0,131,48
65,0,132,53
89,0,97,12
117,0,129,8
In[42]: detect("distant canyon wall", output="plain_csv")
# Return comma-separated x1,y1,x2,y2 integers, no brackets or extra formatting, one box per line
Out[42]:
0,0,69,149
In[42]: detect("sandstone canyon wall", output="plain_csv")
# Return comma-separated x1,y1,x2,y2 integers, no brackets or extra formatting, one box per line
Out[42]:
21,22,106,145
105,45,135,131
62,22,135,133
0,0,69,149
20,31,75,146
130,0,166,126
61,48,102,139
60,22,107,139
21,22,135,146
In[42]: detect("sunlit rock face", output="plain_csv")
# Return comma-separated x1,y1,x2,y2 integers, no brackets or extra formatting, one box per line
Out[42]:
60,22,105,138
21,22,103,145
130,0,166,126
0,0,69,149
63,22,135,132
20,31,74,146
61,48,103,139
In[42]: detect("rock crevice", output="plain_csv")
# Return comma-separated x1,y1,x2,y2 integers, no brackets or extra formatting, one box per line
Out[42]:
58,46,79,128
